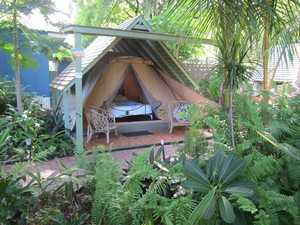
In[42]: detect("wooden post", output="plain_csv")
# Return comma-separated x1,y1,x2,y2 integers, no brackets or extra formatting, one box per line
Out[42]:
74,33,83,153
63,90,70,130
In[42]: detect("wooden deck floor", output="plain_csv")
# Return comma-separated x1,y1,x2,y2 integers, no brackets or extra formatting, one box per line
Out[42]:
84,127,188,151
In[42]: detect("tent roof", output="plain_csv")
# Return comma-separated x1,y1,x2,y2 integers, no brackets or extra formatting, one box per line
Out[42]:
50,15,198,91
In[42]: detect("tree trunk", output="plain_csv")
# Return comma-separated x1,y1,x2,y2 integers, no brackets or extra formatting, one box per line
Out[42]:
13,1,23,114
263,0,271,91
229,77,235,149
175,43,180,59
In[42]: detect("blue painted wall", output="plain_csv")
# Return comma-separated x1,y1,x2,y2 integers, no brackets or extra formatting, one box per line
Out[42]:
0,30,51,97
0,52,50,97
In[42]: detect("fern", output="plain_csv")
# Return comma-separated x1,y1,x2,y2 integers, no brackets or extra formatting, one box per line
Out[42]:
283,157,300,191
4,146,56,177
229,193,258,214
253,210,272,225
123,150,160,195
243,153,281,183
257,188,299,225
31,146,56,162
91,152,121,225
154,195,196,225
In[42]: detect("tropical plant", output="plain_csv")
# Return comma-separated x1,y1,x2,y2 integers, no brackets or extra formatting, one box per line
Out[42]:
0,173,36,224
181,152,257,224
198,73,221,102
91,152,122,224
162,0,299,147
243,150,300,224
0,0,70,114
91,148,192,225
0,104,74,160
0,76,37,115
0,146,56,224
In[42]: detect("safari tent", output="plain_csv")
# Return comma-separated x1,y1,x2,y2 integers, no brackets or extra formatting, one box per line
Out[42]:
50,15,211,150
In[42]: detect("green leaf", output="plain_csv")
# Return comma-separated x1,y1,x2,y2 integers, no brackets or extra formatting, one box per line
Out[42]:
224,186,254,197
219,153,238,181
181,180,211,192
164,216,174,225
206,152,222,179
225,181,256,197
184,160,210,186
203,194,217,219
219,195,235,223
294,192,300,209
187,189,216,225
221,159,248,184
149,150,154,164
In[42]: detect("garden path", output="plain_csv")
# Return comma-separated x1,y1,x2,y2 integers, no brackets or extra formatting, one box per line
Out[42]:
3,143,182,188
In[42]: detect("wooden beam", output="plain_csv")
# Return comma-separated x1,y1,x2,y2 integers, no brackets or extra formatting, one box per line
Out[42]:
64,25,217,46
143,40,186,85
63,91,70,130
158,41,199,90
74,33,83,153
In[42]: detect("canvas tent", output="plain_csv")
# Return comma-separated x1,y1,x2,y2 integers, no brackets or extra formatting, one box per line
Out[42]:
50,15,212,150
82,56,208,122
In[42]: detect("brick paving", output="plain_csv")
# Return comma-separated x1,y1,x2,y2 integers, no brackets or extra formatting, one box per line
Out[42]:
3,128,211,188
2,128,186,187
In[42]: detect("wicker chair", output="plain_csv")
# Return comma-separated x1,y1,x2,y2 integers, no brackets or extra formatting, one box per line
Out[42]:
168,101,192,134
85,107,118,143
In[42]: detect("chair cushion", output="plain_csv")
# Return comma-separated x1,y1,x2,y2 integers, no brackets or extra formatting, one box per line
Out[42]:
173,104,191,122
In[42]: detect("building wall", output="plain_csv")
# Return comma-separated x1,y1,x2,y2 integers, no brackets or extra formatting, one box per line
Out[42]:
0,51,51,97
0,29,52,97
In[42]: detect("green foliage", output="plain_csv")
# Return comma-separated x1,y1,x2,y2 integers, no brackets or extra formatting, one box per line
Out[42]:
0,174,36,224
182,152,257,224
0,146,56,224
267,90,300,149
91,152,121,224
185,101,232,153
0,89,7,114
149,14,205,59
243,150,300,224
229,193,258,214
198,74,222,102
0,104,74,160
28,207,90,225
90,149,195,225
0,76,35,115
182,132,206,157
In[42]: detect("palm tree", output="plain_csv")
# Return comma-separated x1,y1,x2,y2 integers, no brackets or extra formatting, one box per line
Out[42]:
259,0,298,90
164,0,298,148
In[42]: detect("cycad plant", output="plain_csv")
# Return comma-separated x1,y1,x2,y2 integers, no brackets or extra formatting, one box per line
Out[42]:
182,152,257,224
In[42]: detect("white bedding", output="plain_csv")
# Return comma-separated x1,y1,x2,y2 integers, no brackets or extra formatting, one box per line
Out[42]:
108,101,153,118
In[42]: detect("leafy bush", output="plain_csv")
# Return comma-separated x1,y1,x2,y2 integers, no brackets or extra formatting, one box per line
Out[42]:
0,76,35,115
182,152,257,224
0,104,74,160
0,147,56,224
0,174,36,224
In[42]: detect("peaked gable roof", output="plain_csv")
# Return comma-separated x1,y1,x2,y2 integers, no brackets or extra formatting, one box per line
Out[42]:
50,15,197,91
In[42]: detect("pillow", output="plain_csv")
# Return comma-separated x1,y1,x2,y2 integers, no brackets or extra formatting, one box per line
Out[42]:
173,104,191,122
113,94,129,103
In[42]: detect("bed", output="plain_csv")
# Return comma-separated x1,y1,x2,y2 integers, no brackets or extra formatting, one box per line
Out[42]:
108,95,153,119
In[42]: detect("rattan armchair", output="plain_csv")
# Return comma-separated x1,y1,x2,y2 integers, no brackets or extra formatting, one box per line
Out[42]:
167,101,192,134
85,107,118,143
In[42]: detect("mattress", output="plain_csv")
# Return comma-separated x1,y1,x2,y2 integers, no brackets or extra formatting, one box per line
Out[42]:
108,101,153,118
